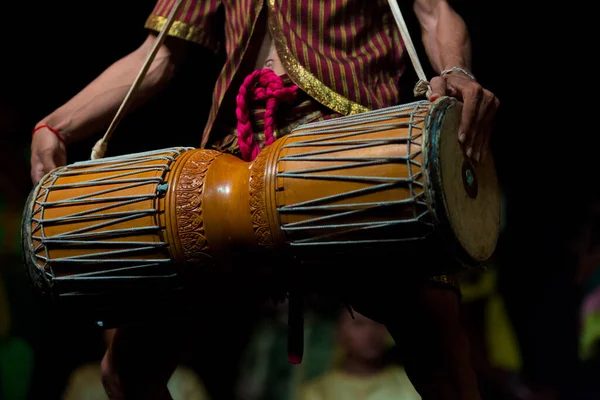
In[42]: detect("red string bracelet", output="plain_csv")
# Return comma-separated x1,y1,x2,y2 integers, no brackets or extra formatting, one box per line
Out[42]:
32,124,65,144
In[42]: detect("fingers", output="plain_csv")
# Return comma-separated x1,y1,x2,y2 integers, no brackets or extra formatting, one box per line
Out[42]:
448,77,499,164
31,152,57,184
477,96,500,163
40,146,58,172
55,140,67,166
458,82,483,156
441,72,499,164
30,129,67,183
30,154,46,184
427,76,447,102
469,91,499,163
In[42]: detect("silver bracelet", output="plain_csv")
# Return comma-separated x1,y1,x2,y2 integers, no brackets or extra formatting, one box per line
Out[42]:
441,67,476,81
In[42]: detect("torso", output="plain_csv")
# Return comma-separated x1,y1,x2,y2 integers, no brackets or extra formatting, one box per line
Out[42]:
201,0,404,147
253,6,285,75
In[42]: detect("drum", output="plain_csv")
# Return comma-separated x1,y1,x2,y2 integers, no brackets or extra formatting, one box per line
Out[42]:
22,148,195,323
22,97,500,322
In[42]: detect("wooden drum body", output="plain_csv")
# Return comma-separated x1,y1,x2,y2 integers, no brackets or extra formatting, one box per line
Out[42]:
269,97,500,269
22,97,500,322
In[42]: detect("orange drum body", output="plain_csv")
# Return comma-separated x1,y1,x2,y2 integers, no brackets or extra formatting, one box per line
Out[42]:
22,97,500,322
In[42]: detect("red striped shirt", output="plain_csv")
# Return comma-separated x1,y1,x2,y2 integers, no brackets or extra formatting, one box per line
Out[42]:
145,0,407,148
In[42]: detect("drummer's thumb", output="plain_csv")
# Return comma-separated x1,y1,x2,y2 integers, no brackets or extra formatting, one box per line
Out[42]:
428,76,446,101
39,151,58,179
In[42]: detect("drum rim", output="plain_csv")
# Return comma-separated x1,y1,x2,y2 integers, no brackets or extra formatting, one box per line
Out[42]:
426,97,498,268
21,178,56,300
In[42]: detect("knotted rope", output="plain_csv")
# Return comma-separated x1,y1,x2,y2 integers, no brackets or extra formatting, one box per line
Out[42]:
236,69,298,162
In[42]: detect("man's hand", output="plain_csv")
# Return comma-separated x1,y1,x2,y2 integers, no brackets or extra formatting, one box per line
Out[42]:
30,126,67,183
428,71,499,163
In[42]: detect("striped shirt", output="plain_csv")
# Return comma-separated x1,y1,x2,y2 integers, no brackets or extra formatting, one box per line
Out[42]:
144,0,407,149
211,74,340,156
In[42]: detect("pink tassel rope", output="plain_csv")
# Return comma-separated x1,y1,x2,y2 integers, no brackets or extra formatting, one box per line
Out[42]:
236,69,298,161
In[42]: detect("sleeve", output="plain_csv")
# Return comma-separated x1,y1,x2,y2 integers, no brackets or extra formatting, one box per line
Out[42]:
144,0,222,52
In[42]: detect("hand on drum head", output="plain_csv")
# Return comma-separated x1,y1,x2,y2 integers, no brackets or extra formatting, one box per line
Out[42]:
428,73,499,164
30,126,67,183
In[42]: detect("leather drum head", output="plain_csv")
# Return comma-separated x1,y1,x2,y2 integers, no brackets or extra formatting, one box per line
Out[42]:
425,97,501,266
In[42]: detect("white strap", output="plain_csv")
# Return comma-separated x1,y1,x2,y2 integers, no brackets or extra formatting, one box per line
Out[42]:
91,0,187,160
387,0,431,97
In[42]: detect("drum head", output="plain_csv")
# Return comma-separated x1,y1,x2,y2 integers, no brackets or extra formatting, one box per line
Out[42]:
427,97,500,266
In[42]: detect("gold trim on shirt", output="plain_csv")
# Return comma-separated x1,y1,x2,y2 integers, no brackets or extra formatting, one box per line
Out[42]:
145,14,217,50
266,0,370,116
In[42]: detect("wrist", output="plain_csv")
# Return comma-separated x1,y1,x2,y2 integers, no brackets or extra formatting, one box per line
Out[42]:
441,66,476,81
35,115,77,144
33,123,67,145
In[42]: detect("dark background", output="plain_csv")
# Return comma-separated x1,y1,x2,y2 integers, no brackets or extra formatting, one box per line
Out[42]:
0,1,596,399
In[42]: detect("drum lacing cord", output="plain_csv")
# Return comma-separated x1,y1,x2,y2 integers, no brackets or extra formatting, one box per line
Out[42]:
236,68,299,162
387,0,432,98
32,150,184,269
90,0,187,160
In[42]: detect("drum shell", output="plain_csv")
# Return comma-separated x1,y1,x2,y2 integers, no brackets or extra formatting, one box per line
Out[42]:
268,97,500,273
21,98,500,324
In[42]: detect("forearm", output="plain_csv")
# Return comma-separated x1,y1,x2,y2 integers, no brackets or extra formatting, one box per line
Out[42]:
38,35,181,144
414,0,472,73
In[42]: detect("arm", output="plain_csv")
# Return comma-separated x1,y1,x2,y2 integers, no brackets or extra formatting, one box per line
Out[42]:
36,34,187,144
30,34,188,183
31,0,222,184
413,0,471,73
413,0,499,164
